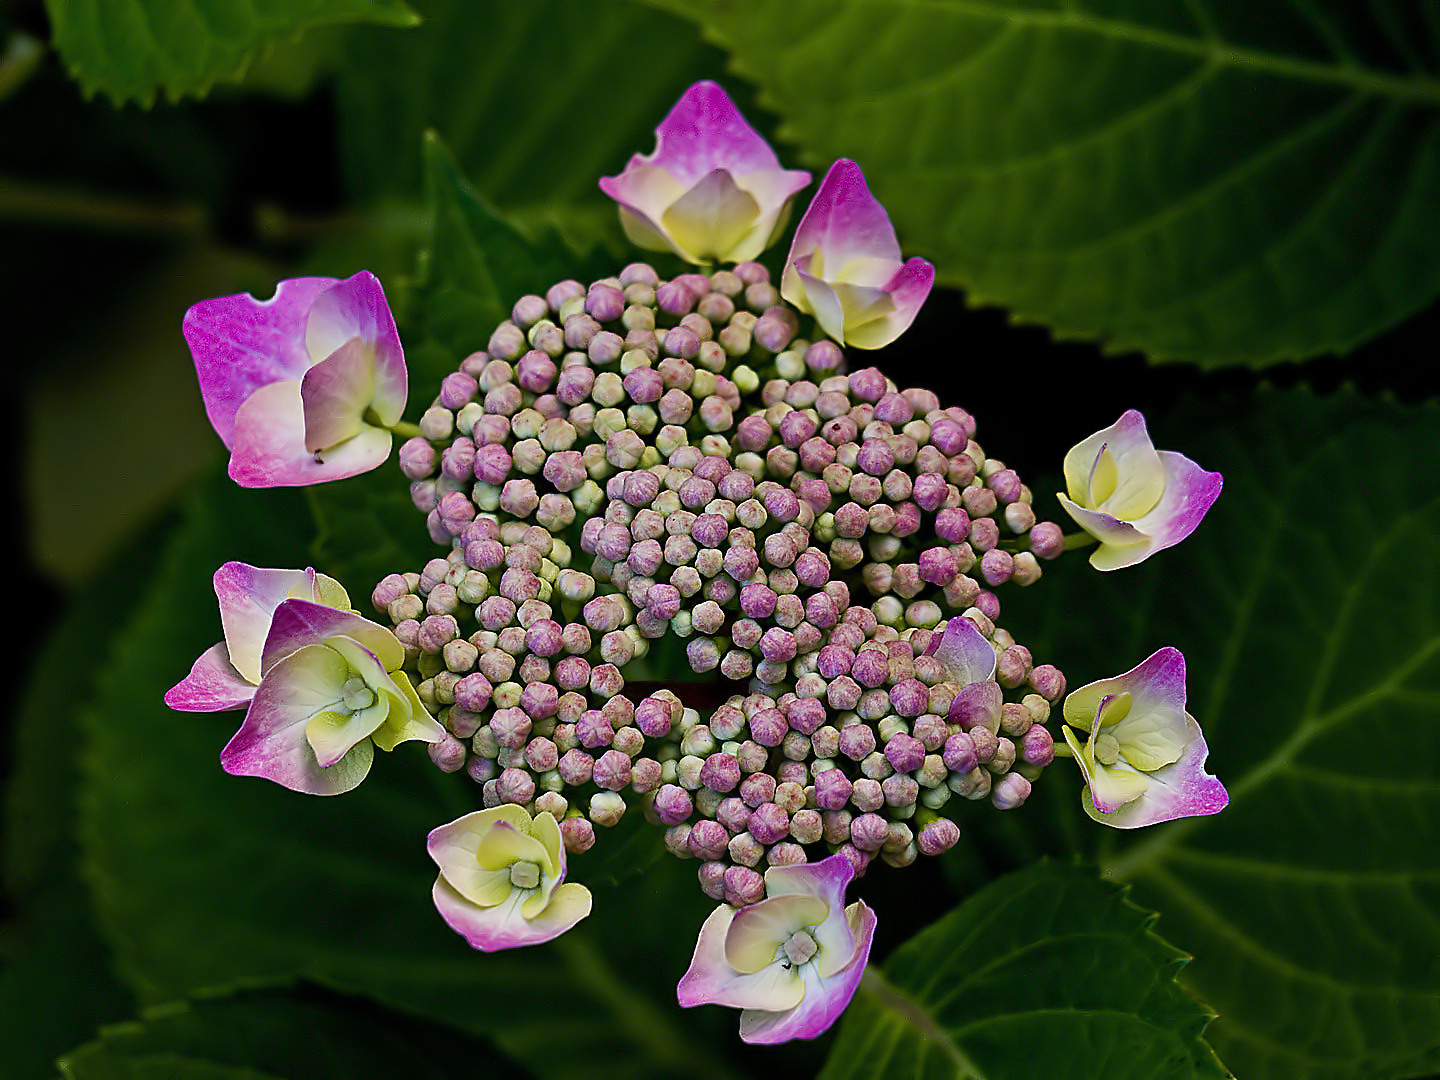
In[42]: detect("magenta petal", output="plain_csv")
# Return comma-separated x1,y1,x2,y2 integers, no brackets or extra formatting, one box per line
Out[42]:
219,645,373,795
300,337,375,453
184,277,336,448
788,160,901,268
845,257,933,350
928,616,997,686
305,272,406,426
639,80,782,183
260,599,402,676
949,680,1003,732
165,642,255,711
227,380,391,488
739,901,878,1044
1134,451,1223,553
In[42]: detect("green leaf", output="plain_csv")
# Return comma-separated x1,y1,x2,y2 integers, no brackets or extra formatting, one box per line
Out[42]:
77,468,745,1080
416,132,616,367
644,0,1440,367
1001,389,1440,1080
57,981,532,1080
0,523,181,1076
823,861,1226,1080
46,0,418,104
304,466,434,604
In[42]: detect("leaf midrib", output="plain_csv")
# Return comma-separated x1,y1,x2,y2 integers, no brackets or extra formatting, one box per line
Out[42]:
811,0,1440,104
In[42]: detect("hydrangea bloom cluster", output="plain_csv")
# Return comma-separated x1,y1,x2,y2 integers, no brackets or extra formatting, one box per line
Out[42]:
170,80,1228,1045
373,256,1070,895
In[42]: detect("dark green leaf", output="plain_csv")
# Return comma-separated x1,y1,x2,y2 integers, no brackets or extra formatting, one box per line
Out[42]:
334,0,730,238
823,861,1226,1080
644,0,1440,367
57,981,532,1080
77,468,744,1080
416,132,616,366
1001,389,1440,1080
305,465,434,605
0,522,182,1076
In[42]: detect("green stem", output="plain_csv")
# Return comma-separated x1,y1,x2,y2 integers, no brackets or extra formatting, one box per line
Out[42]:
1062,531,1099,552
390,420,425,439
859,968,984,1079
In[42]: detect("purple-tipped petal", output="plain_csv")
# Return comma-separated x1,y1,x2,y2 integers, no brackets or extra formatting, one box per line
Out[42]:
165,642,255,711
738,900,877,1044
785,160,901,275
1082,714,1228,828
212,563,321,684
433,876,592,952
227,379,392,488
1059,412,1221,570
782,161,931,348
636,81,784,183
219,643,373,795
1065,647,1187,723
260,599,402,676
1129,451,1224,553
928,616,997,686
304,271,406,426
846,258,934,350
600,81,809,263
184,277,335,448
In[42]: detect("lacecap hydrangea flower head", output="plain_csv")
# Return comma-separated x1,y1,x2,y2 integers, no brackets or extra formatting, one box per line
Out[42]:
169,80,1227,1045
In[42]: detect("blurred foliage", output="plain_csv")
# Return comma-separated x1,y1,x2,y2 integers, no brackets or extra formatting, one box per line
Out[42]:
645,0,1440,368
825,861,1226,1080
4,0,1439,1078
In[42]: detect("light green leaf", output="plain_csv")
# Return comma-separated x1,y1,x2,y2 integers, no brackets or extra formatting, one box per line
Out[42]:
46,0,418,104
644,0,1440,367
823,861,1226,1080
57,981,531,1080
1001,389,1440,1080
77,469,744,1080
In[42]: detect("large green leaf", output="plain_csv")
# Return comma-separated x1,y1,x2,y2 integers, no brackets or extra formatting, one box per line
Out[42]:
823,861,1226,1080
57,982,531,1080
0,523,180,1077
645,0,1440,368
998,389,1440,1080
76,469,744,1080
45,0,418,104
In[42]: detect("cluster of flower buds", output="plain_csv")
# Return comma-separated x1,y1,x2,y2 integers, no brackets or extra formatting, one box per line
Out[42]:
369,256,1078,905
